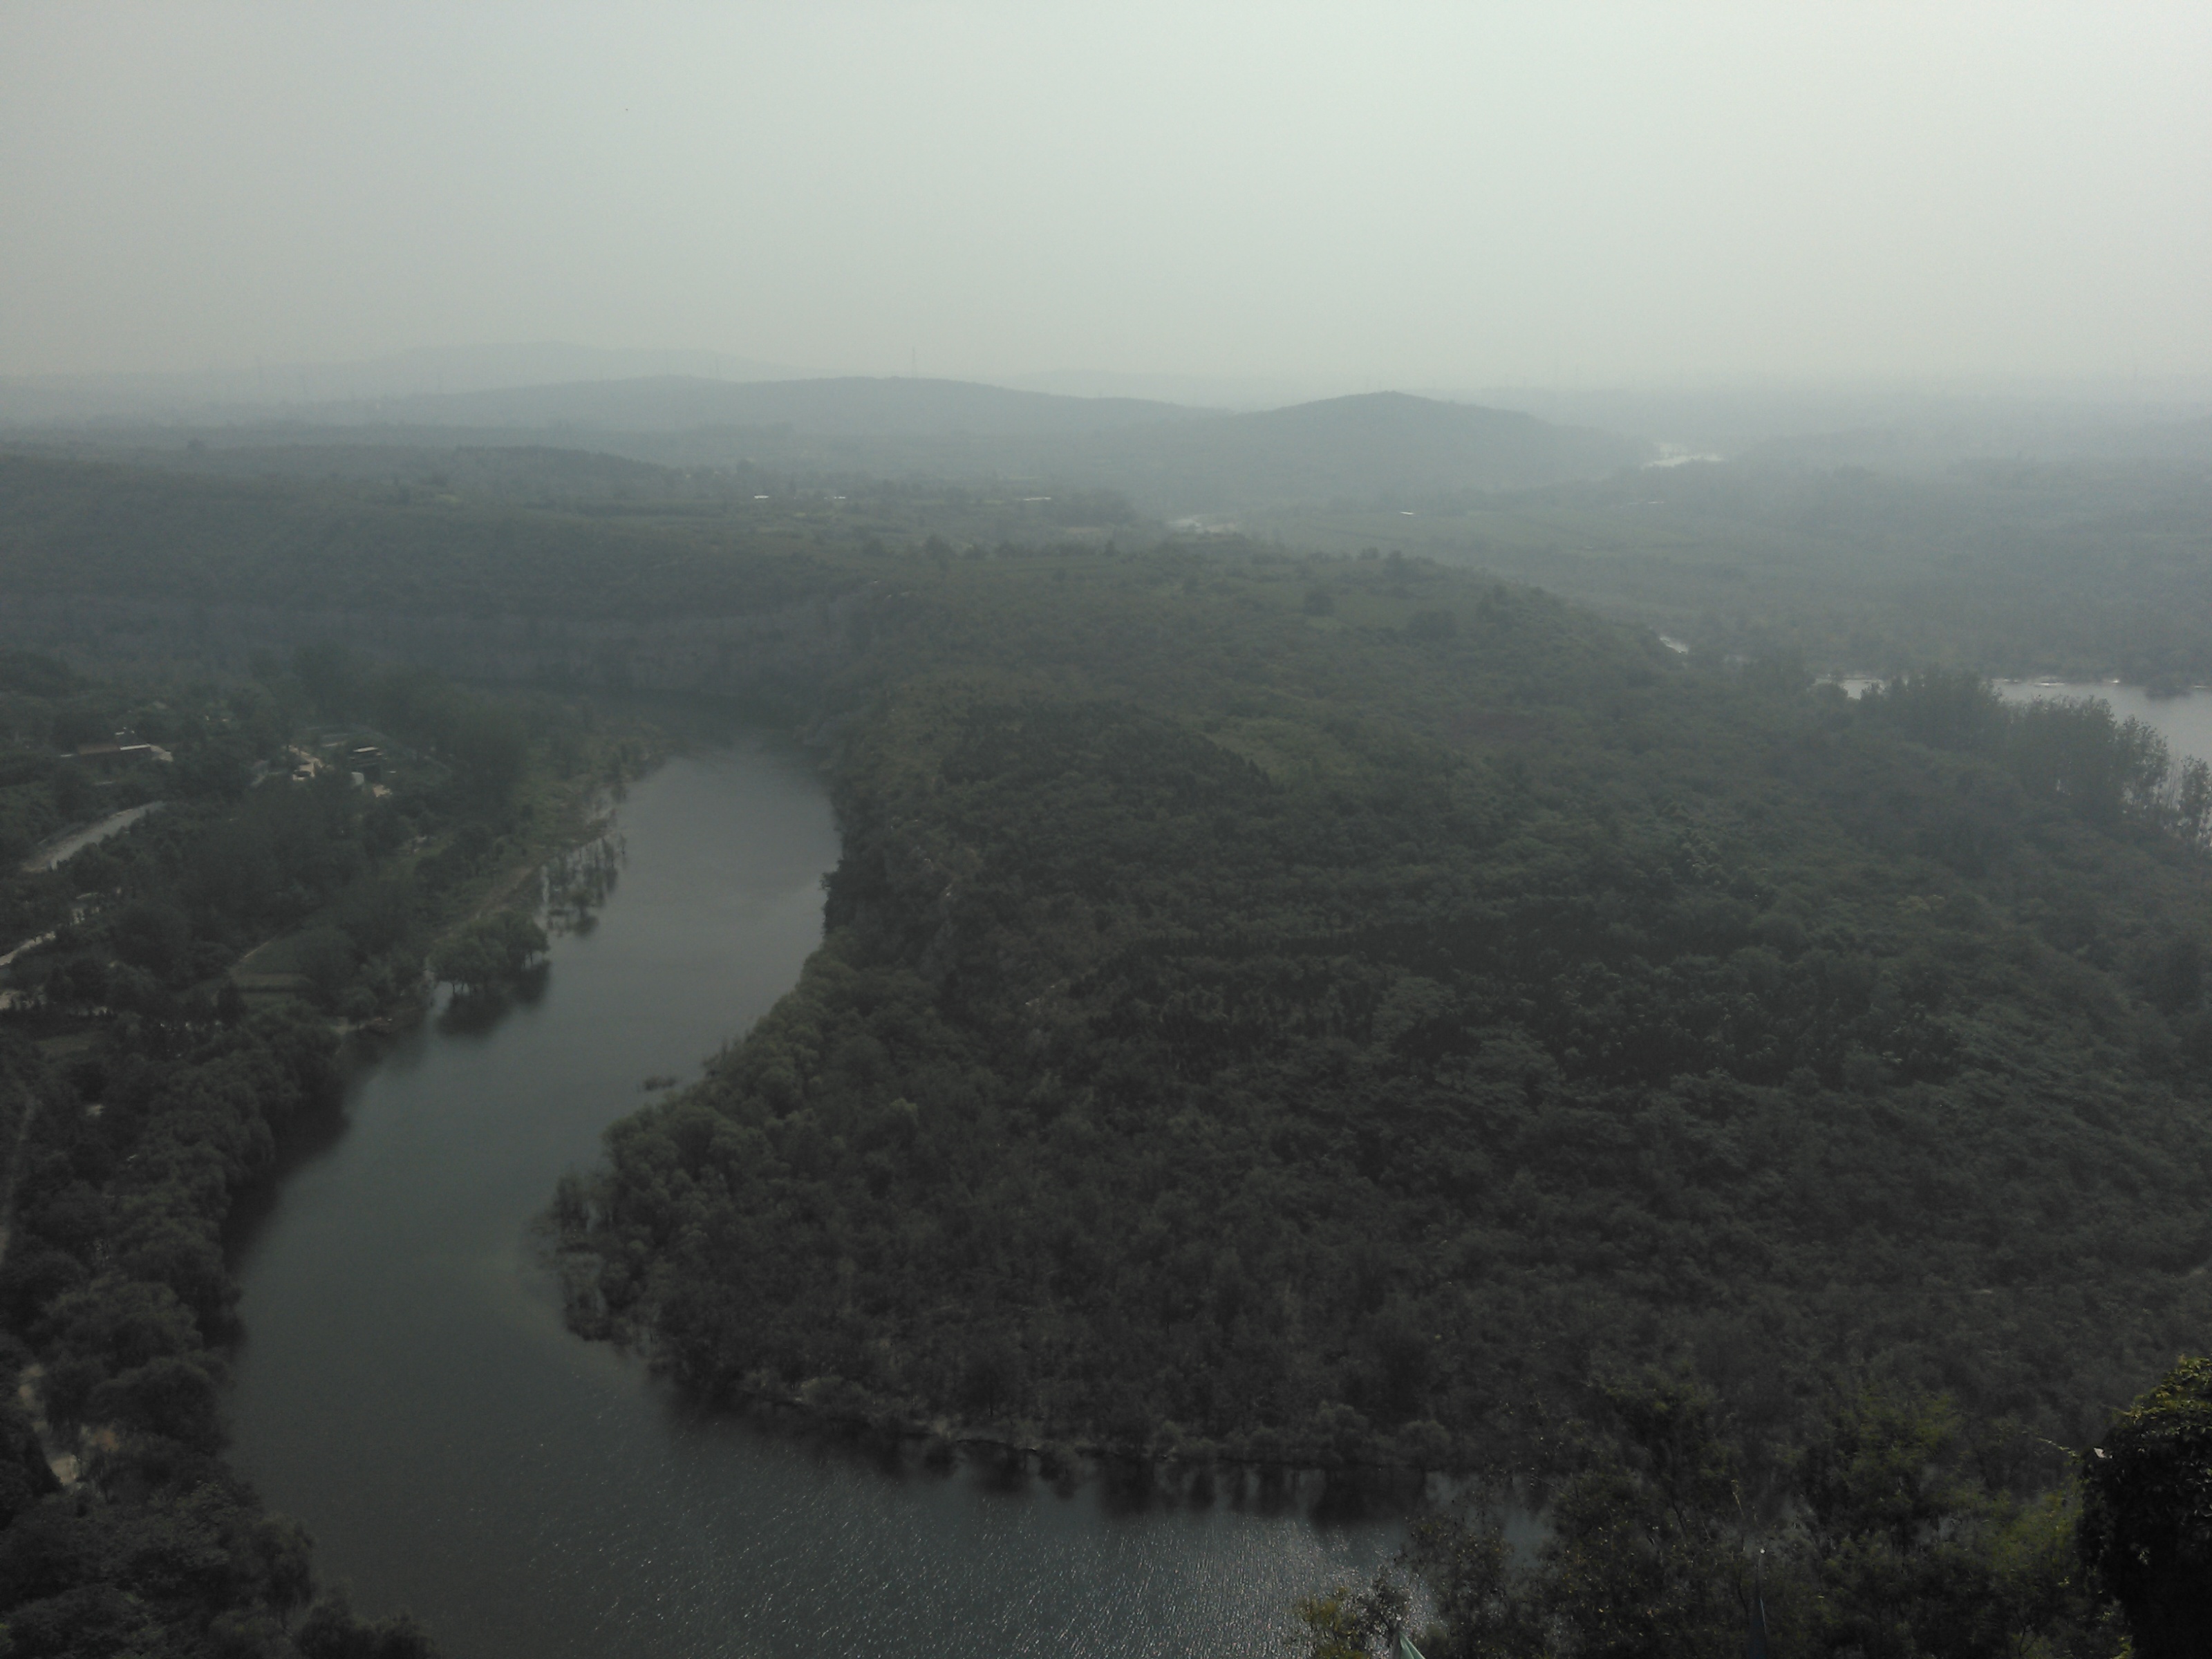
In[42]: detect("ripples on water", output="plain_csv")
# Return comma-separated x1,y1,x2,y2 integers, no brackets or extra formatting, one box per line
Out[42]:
533,1425,1404,1659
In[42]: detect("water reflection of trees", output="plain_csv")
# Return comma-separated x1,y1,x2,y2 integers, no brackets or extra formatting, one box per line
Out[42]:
433,960,551,1035
542,831,626,937
659,1389,1404,1524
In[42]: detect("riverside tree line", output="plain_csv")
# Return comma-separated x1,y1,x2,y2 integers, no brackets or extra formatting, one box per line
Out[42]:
550,547,2212,1652
8,443,2212,1655
0,646,623,1656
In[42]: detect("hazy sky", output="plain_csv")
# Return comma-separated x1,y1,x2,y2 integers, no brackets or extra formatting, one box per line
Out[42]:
6,2,2209,387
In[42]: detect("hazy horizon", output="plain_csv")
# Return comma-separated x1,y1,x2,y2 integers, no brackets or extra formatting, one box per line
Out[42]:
8,339,2210,446
10,337,2212,404
7,3,2210,391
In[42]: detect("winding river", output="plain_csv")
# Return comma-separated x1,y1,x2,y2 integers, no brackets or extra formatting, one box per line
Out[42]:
226,739,1403,1659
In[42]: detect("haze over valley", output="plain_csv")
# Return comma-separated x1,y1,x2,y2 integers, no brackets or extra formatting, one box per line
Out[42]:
5,7,2212,1658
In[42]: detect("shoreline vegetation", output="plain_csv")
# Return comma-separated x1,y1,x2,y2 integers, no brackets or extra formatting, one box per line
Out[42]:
0,642,657,1655
8,444,2212,1651
557,574,2212,1464
543,553,2212,1652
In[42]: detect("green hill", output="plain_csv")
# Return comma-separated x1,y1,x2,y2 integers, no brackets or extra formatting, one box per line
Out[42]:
554,545,2212,1479
7,453,2208,1479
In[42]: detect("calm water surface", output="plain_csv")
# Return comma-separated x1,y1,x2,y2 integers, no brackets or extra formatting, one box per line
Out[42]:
227,742,1402,1659
1835,678,2212,772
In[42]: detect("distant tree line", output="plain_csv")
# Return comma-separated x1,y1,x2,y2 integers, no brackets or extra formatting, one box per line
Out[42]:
1862,666,2212,845
1426,458,2212,685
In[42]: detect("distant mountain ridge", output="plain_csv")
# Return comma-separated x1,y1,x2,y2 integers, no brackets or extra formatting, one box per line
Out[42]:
287,374,1212,437
1063,391,1649,509
0,342,800,422
2,375,1649,511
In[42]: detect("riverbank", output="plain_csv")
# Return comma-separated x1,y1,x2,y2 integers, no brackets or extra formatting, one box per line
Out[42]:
225,743,1404,1659
0,664,709,1652
232,714,670,1029
566,592,2212,1519
1992,676,2212,776
608,1362,1465,1488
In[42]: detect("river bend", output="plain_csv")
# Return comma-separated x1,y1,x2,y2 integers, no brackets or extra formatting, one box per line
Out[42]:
227,741,1401,1659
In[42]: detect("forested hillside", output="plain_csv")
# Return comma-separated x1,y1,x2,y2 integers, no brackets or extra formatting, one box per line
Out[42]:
1253,456,2212,682
0,454,850,622
559,547,2212,1485
8,450,2212,1651
1049,391,1648,513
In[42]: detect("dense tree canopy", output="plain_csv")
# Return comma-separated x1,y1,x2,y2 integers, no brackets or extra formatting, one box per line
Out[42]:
7,444,2212,1653
561,549,2212,1489
2079,1356,2212,1657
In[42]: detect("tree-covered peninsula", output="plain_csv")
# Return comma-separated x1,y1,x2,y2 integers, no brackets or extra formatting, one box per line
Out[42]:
8,449,2212,1651
556,546,2212,1488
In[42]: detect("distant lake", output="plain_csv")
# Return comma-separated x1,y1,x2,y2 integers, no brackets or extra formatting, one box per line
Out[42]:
1994,679,2212,771
1828,678,2212,773
225,740,1403,1659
